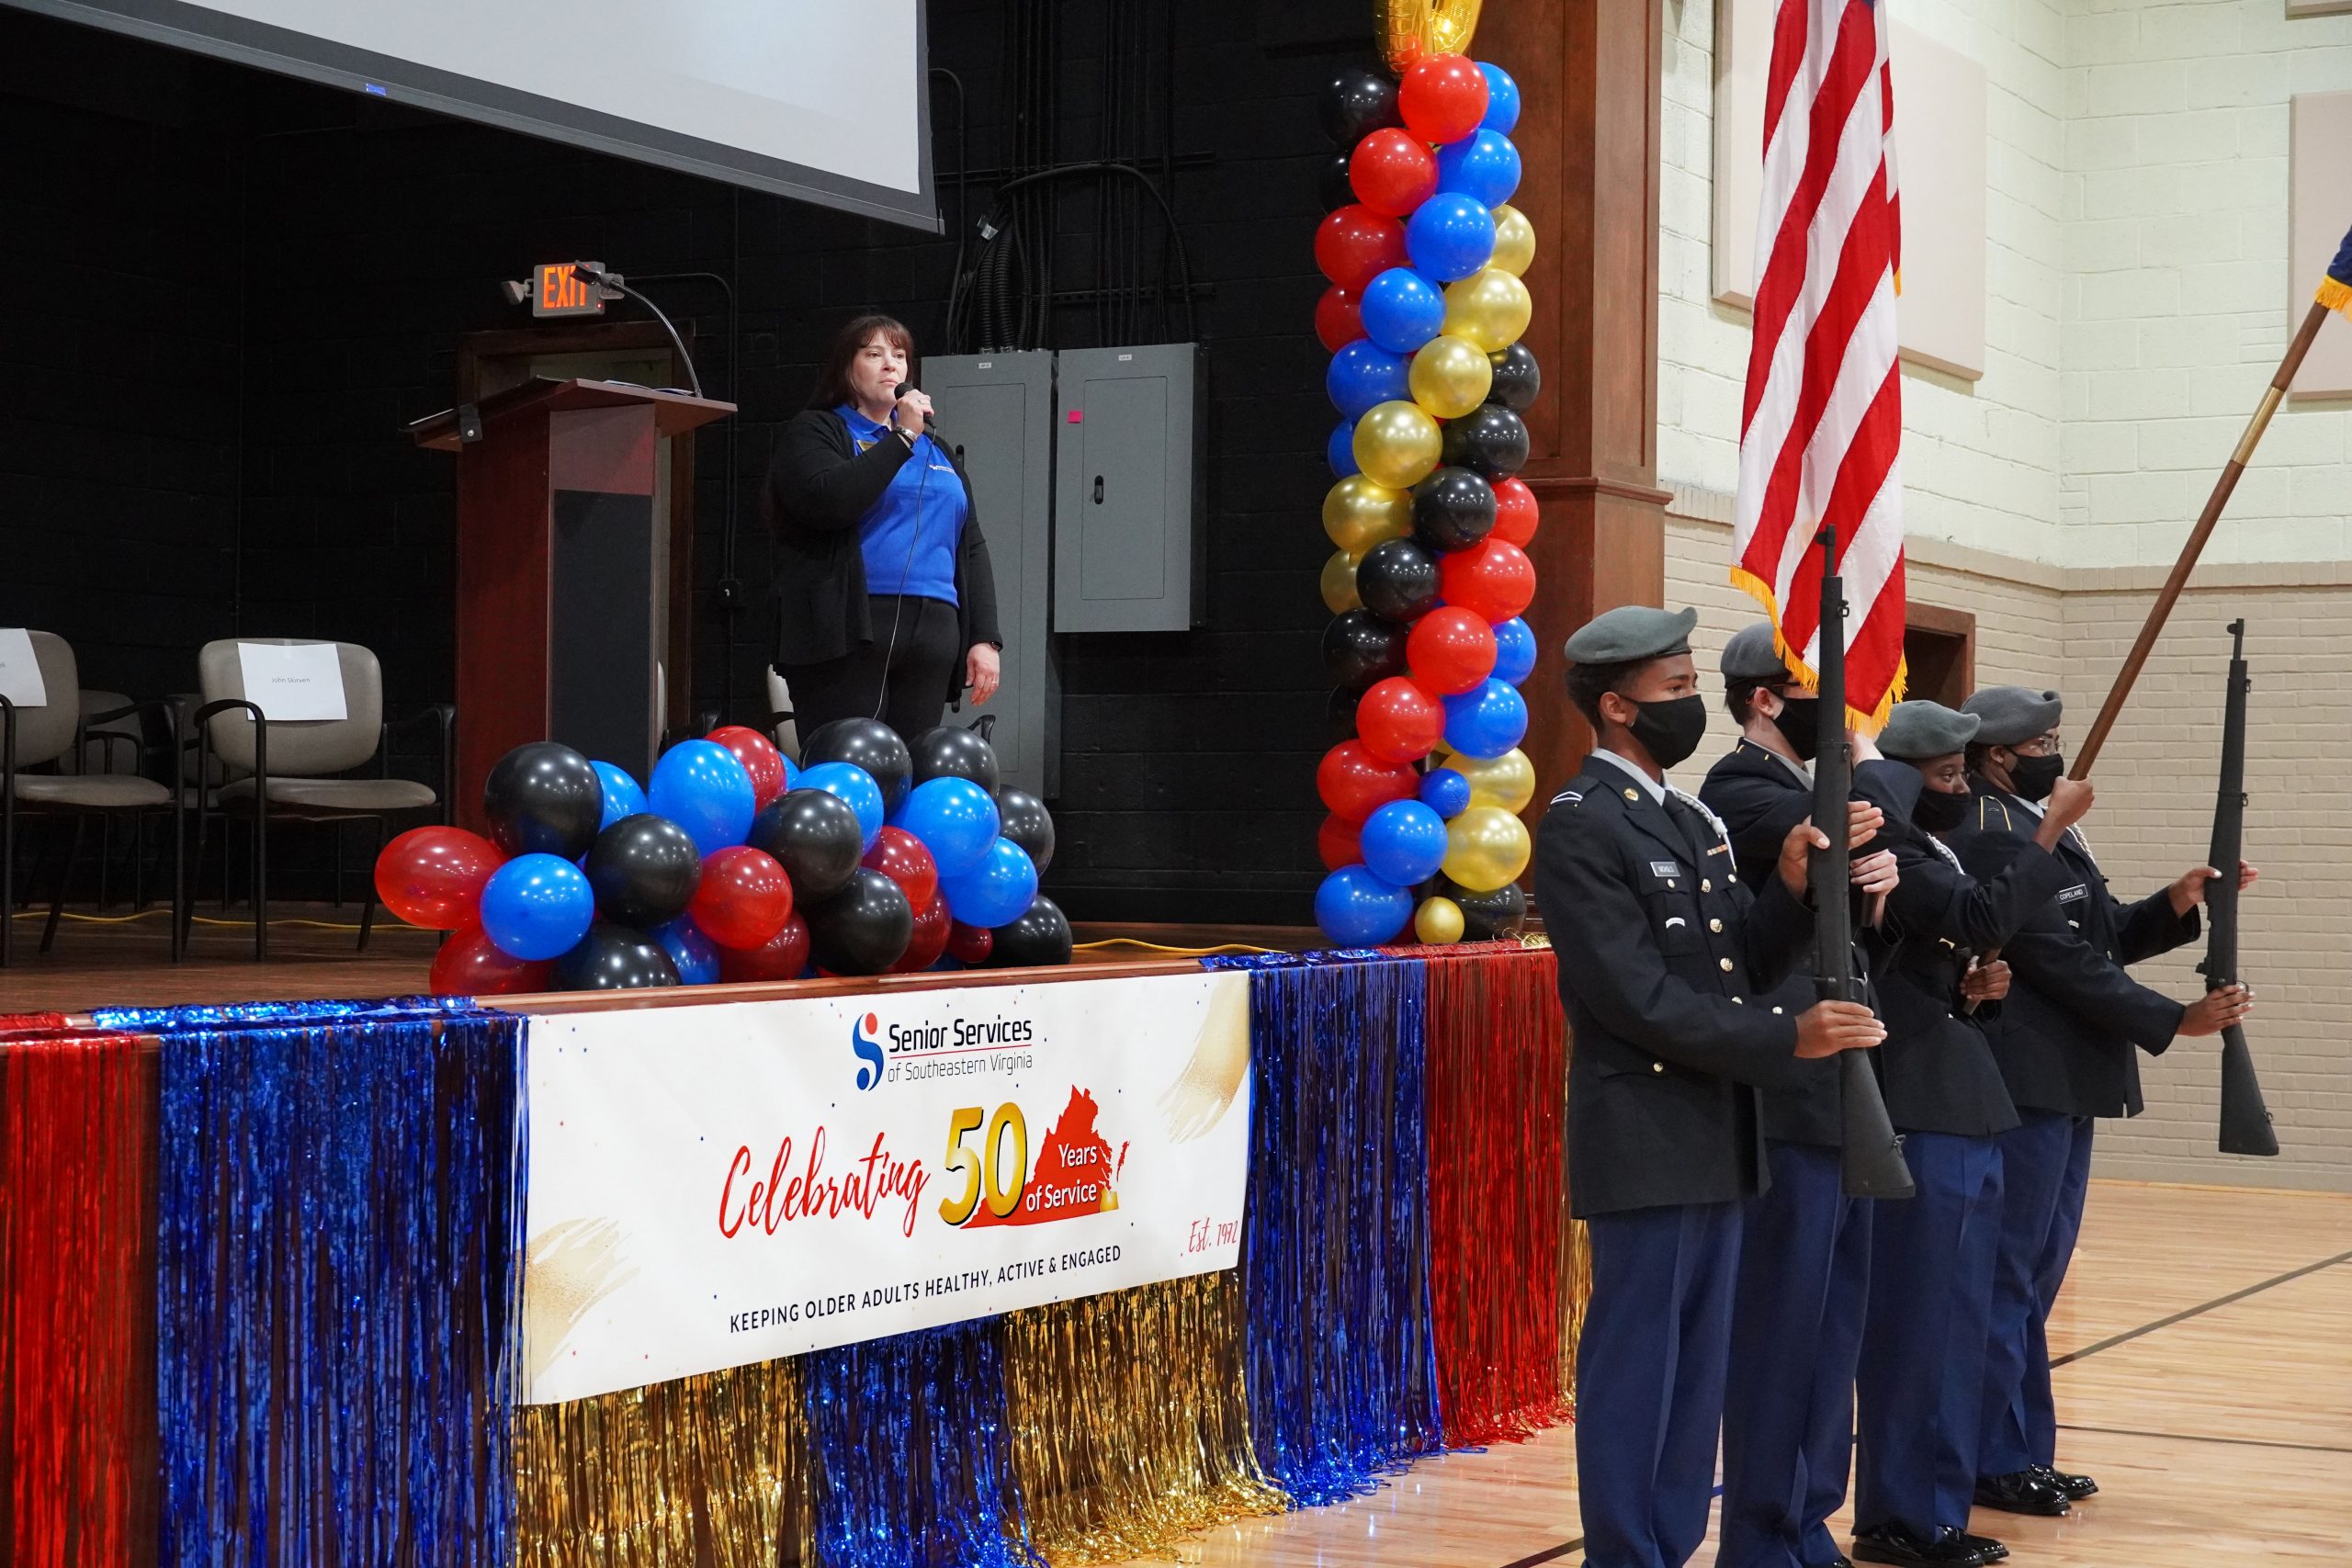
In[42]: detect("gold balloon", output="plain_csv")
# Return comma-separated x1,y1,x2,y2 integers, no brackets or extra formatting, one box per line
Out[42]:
1351,399,1445,490
1442,805,1532,893
1321,475,1411,557
1408,333,1494,420
1489,205,1537,277
1442,267,1534,354
1450,748,1536,813
1377,0,1482,72
1415,896,1466,945
1321,549,1363,614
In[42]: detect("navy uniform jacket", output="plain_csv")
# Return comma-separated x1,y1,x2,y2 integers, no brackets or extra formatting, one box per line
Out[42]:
1538,754,1816,1217
1950,783,2199,1119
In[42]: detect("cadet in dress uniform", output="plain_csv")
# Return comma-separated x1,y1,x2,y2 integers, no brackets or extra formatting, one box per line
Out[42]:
1536,605,1885,1568
1949,686,2255,1518
1845,702,2087,1568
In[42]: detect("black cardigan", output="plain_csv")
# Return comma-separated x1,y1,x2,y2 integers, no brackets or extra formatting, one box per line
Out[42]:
764,407,1002,702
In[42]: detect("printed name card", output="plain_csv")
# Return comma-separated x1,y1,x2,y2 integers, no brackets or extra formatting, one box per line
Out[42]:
0,628,47,706
237,641,347,721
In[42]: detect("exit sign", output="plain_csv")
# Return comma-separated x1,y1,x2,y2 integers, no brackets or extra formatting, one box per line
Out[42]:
532,262,605,318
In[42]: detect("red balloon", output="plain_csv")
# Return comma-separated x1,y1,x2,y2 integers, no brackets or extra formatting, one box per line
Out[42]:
1438,538,1537,624
707,725,786,807
892,892,954,973
1315,204,1409,290
1316,284,1365,353
1317,739,1419,823
718,912,811,983
1407,606,1499,695
1357,676,1447,763
375,826,502,931
861,825,939,913
1490,477,1540,547
947,921,995,964
1349,128,1440,217
691,844,795,950
429,922,551,997
1399,53,1490,146
1318,814,1365,872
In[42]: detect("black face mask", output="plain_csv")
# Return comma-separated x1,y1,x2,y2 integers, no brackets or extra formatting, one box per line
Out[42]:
2008,752,2064,804
1913,784,1971,834
1626,694,1709,770
1770,696,1822,763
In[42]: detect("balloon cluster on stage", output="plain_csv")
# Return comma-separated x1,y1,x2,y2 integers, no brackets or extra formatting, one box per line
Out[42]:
1314,52,1535,948
374,723,1067,992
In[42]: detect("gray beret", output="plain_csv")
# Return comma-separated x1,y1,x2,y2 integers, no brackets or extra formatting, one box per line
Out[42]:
1563,604,1699,666
1962,685,2064,748
1721,622,1794,682
1879,700,1981,760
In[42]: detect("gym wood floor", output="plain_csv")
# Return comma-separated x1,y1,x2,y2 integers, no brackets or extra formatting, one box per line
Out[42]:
1116,1181,2352,1567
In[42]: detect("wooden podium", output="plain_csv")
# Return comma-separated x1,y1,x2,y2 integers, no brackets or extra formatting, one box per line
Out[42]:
410,378,734,830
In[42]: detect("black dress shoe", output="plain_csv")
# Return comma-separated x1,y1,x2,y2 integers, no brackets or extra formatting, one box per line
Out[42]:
2034,1462,2098,1500
1852,1522,1998,1566
1951,1530,2008,1562
1973,1469,2071,1516
1809,1558,1856,1568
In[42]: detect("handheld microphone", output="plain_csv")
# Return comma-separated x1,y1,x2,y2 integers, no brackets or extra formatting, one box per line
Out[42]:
891,381,941,433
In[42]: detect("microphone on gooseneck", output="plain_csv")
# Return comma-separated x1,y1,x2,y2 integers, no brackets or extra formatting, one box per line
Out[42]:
891,381,940,434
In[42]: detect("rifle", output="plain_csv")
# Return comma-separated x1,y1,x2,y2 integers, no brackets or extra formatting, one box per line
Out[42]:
1811,528,1916,1199
2204,620,2278,1157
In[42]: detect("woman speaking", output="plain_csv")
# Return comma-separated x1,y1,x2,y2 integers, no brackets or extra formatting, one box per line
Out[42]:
766,314,1001,741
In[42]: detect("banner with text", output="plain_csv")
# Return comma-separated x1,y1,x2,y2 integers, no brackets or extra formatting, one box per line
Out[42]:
520,971,1253,1404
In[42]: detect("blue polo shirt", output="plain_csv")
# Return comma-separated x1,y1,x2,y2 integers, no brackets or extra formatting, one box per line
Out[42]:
840,405,964,606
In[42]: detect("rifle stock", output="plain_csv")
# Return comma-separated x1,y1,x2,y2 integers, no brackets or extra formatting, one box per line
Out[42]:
2206,619,2278,1157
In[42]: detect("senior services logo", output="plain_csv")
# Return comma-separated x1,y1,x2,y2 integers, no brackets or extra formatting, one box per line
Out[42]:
850,1012,885,1091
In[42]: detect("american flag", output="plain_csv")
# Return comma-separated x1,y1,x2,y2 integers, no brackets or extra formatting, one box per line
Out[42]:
1731,0,1907,726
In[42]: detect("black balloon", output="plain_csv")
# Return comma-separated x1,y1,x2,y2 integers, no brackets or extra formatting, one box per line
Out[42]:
1327,687,1362,744
554,922,683,990
1441,403,1531,480
483,741,603,860
1318,152,1355,211
800,717,913,811
1320,65,1403,147
1487,343,1542,412
1356,537,1442,623
806,868,913,975
747,788,865,901
990,895,1072,969
1441,879,1529,941
1322,608,1409,691
584,813,702,929
908,725,1001,795
1411,466,1498,551
995,787,1057,872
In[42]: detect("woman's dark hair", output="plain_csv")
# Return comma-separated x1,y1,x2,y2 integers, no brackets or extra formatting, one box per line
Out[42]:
1724,675,1768,724
1566,657,1645,729
808,314,915,411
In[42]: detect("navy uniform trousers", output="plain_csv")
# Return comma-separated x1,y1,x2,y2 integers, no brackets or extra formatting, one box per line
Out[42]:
1978,1109,2095,1476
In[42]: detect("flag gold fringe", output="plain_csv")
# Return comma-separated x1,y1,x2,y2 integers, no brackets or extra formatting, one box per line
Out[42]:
1000,1273,1288,1564
1728,563,1906,732
2319,275,2352,319
1557,1217,1590,1412
512,1359,813,1567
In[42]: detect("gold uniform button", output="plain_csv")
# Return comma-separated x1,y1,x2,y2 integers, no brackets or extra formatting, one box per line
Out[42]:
1702,878,1713,892
1709,918,1724,932
1718,956,1735,973
1651,1061,1666,1074
1623,787,1640,801
1772,1006,1785,1015
1732,995,1746,1005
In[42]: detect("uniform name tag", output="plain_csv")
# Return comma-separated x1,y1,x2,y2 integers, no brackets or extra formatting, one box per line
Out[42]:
2057,884,2089,904
1650,861,1682,879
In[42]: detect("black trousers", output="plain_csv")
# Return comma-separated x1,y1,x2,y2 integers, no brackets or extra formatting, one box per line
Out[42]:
780,594,962,744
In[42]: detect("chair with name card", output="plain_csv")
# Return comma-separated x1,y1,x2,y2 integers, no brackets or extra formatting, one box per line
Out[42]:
0,630,184,966
190,638,452,960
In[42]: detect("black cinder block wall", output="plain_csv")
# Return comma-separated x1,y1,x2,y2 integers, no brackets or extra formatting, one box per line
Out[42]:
0,1,1373,920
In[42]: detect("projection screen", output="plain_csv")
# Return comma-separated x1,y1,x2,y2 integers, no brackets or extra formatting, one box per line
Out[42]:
4,0,938,231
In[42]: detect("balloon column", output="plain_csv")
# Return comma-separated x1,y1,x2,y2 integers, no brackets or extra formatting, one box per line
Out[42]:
1315,46,1536,947
374,722,1071,994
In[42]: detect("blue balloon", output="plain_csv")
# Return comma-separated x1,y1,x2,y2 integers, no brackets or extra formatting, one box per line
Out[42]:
1436,130,1521,209
1314,864,1413,946
1359,266,1447,354
799,761,886,853
896,776,1000,877
1419,767,1474,818
1405,192,1496,283
652,915,721,985
592,761,649,829
650,740,756,855
1328,419,1361,477
1491,616,1537,685
940,838,1038,929
1479,62,1521,133
1361,798,1449,886
1326,339,1411,420
1442,678,1531,760
479,853,594,961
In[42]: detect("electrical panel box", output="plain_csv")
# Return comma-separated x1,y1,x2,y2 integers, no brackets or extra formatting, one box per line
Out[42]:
1052,344,1205,634
920,351,1058,798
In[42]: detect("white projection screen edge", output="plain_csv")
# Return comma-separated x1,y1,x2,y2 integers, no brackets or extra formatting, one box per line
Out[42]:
6,0,941,232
